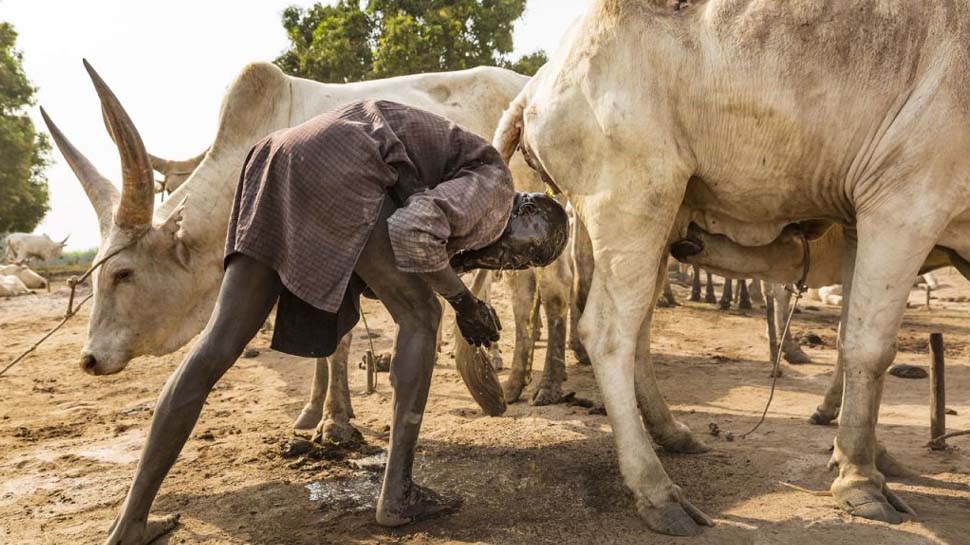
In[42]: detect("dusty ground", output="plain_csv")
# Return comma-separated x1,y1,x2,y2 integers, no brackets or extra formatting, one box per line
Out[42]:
1,270,968,545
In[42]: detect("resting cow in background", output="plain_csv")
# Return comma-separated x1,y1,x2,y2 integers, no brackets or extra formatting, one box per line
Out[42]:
42,60,576,444
495,0,970,534
70,66,568,545
0,264,47,289
4,233,69,265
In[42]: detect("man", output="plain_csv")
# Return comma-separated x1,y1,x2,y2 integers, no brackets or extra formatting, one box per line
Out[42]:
104,99,568,545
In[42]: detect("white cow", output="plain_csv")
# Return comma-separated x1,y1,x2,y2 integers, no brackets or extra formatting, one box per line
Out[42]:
0,275,31,297
494,0,970,534
4,233,68,264
0,264,47,289
43,61,571,442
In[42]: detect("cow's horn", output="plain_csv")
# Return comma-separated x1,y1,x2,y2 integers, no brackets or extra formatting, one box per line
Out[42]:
83,59,155,230
59,235,70,245
40,107,119,239
149,148,208,175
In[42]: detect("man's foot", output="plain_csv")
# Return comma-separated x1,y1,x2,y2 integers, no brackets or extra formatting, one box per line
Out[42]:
376,483,462,527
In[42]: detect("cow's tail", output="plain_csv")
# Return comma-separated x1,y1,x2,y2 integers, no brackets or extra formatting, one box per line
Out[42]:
493,84,530,165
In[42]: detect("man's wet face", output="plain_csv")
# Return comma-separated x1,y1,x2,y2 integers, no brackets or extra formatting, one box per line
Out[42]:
450,192,568,273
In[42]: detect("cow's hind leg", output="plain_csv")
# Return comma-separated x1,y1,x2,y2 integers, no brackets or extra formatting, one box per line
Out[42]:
689,265,702,301
718,278,733,310
636,256,708,454
313,333,361,445
569,215,594,365
531,256,572,406
829,205,944,523
503,270,538,402
771,284,812,364
293,357,328,430
704,271,717,304
737,279,752,309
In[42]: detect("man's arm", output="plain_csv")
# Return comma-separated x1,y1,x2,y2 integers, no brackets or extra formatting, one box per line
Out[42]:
418,267,501,347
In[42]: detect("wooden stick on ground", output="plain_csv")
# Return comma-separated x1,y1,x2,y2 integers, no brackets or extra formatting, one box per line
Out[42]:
929,332,946,451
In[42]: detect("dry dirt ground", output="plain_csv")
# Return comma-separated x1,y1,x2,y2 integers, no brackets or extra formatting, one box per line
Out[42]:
1,270,969,545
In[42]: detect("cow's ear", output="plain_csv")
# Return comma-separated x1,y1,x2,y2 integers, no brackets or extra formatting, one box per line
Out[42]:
173,238,191,269
159,196,191,268
159,196,187,237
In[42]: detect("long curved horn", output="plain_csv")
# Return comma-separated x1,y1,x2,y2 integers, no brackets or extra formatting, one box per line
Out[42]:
148,147,209,175
83,59,155,229
40,107,119,239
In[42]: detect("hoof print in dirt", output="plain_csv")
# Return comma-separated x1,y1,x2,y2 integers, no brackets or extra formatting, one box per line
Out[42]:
888,364,928,379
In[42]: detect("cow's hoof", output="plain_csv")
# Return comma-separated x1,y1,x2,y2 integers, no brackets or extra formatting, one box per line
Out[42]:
657,298,677,308
638,494,713,536
783,348,813,364
808,407,838,426
656,425,709,454
530,384,565,406
834,485,913,524
704,294,718,304
503,375,528,404
292,404,323,431
105,514,180,545
376,484,461,527
312,420,362,447
570,342,592,366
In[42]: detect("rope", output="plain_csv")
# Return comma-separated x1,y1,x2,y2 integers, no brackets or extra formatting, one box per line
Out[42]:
359,308,378,360
0,240,135,378
738,230,811,439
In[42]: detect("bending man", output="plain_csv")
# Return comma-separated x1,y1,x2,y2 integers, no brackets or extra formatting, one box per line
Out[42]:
105,99,569,545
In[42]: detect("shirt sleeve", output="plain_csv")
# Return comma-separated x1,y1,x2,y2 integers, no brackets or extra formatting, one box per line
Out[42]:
386,161,514,273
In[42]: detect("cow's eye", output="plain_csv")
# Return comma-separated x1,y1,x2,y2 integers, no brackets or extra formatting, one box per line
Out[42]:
113,269,134,285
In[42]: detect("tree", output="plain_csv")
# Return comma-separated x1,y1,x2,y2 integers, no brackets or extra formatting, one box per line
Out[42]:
276,0,547,84
0,22,49,234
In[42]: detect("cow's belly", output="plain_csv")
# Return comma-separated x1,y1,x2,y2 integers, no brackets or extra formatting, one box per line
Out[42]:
679,167,843,247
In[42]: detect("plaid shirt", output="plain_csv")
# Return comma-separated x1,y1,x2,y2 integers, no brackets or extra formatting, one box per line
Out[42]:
226,99,514,313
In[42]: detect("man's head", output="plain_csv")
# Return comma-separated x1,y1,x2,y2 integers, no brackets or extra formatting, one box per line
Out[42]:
451,192,569,274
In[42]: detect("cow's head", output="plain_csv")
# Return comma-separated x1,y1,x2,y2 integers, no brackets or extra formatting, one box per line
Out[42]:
42,60,220,376
48,234,69,260
150,149,208,194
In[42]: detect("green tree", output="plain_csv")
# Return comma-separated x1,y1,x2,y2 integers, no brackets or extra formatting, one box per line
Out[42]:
0,22,49,233
276,0,547,84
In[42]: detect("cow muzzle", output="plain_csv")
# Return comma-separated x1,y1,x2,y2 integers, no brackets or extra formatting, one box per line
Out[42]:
79,350,127,376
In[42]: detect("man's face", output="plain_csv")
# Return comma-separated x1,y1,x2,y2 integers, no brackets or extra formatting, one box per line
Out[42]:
451,192,568,273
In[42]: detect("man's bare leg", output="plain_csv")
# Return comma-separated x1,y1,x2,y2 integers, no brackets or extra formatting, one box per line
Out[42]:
104,254,281,545
358,201,459,525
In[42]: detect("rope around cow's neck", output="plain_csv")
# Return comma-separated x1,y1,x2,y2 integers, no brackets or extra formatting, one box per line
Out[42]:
737,230,811,439
0,240,136,378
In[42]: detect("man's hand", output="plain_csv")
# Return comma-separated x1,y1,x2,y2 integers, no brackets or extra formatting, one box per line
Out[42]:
446,291,502,347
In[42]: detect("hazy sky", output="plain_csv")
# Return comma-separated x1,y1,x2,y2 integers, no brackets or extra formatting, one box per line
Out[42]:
0,0,588,251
